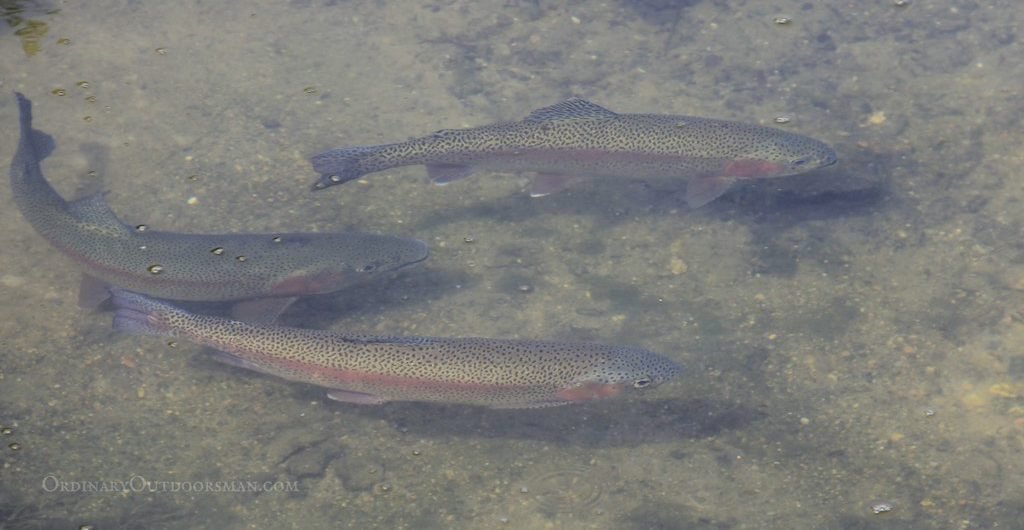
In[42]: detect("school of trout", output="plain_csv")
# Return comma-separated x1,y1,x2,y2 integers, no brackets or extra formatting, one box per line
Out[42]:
11,92,839,410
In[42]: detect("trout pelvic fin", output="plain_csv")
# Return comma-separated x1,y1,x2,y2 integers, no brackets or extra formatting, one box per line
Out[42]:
426,163,474,185
326,389,389,405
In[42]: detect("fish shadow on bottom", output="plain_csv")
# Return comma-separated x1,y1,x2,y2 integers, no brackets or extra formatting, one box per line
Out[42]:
414,163,883,235
292,390,766,448
280,267,474,331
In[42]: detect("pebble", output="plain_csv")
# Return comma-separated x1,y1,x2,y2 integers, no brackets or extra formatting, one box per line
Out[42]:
0,274,26,288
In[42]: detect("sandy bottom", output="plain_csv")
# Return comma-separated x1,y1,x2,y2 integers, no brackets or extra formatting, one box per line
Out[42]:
0,1,1022,528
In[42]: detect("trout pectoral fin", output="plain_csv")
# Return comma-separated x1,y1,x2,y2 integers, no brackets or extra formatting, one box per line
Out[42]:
528,173,577,197
230,296,298,324
326,389,389,405
78,274,112,309
208,351,272,374
426,163,474,185
685,175,737,208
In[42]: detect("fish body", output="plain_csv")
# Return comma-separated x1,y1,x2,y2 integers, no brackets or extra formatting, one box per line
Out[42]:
11,93,428,320
311,97,837,207
110,290,682,408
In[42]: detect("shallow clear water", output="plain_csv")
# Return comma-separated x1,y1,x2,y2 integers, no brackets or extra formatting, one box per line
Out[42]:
1,1,1022,528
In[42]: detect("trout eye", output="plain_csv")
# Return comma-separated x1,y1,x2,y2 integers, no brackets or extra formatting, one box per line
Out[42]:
632,376,653,389
791,157,809,166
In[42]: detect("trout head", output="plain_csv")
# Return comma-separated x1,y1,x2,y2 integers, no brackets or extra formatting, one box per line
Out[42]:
731,132,838,180
555,346,682,403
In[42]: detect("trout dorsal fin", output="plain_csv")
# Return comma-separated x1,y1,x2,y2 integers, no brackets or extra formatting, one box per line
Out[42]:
523,97,618,123
67,192,131,234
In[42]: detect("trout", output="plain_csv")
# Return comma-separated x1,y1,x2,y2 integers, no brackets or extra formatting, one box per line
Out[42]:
311,97,837,207
110,289,682,408
11,93,428,322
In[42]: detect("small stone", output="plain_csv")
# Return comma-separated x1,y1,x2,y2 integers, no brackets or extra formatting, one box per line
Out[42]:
670,257,688,275
865,111,887,126
0,275,26,288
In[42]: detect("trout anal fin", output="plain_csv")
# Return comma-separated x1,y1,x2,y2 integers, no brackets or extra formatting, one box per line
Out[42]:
529,173,578,197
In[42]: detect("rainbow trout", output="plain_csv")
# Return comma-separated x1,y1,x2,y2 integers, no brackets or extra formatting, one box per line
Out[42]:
11,93,428,322
110,289,682,408
311,97,837,207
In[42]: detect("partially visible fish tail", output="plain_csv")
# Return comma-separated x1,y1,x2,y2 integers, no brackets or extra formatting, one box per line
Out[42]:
109,288,182,338
309,146,380,190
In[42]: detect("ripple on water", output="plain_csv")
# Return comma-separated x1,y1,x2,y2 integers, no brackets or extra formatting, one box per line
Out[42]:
526,465,602,514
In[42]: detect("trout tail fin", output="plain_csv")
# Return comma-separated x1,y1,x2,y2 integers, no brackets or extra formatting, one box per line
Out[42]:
109,289,182,338
309,146,381,190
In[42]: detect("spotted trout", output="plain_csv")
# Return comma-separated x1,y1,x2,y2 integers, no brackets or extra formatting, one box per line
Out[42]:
110,289,682,408
311,97,837,207
11,93,428,322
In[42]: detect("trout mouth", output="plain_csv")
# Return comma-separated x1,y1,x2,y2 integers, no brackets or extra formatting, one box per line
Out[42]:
792,150,838,171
